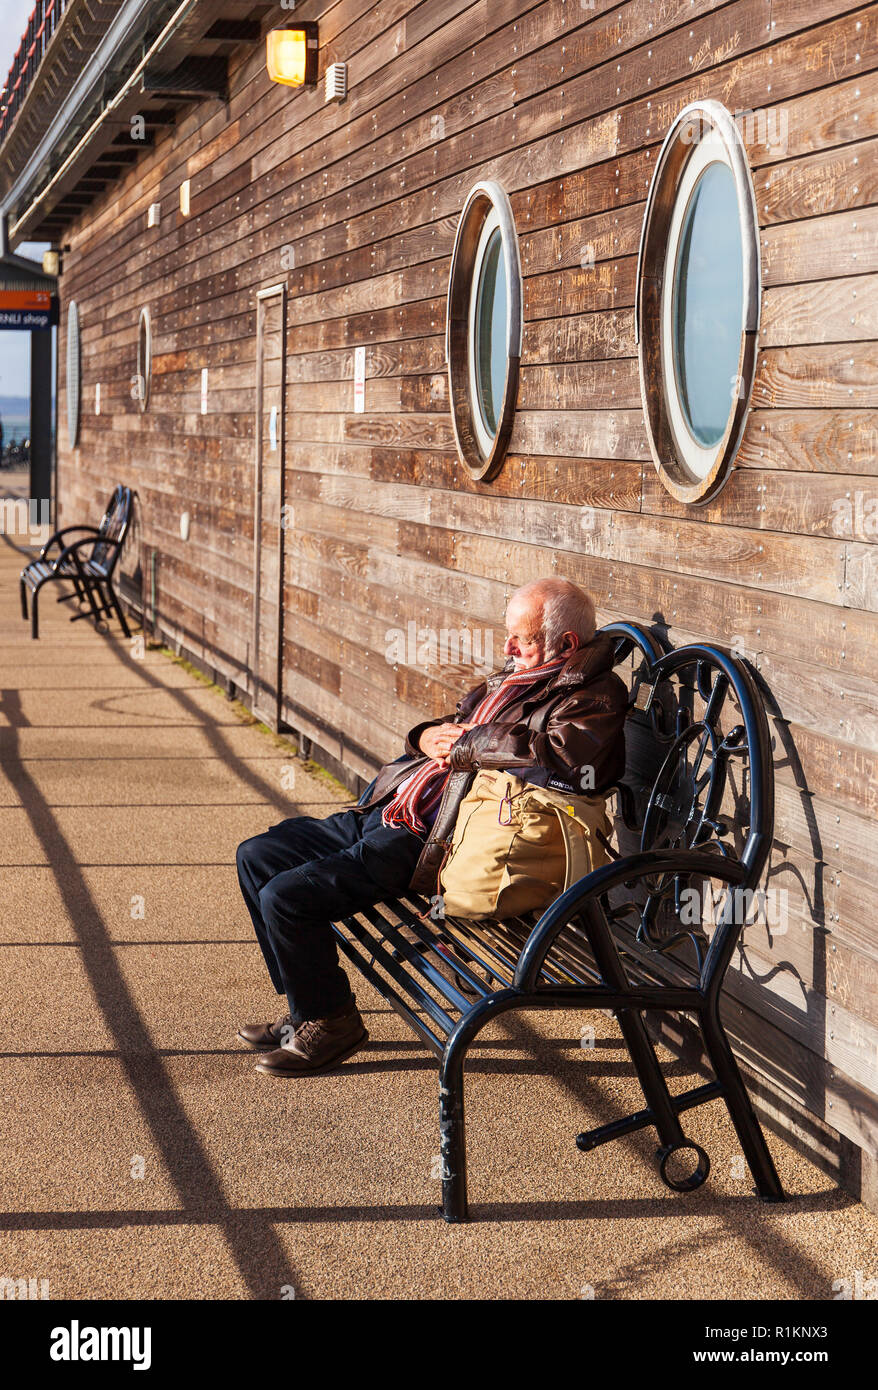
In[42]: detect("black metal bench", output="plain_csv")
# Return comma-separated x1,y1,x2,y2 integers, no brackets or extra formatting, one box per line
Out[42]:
332,621,785,1222
20,484,133,640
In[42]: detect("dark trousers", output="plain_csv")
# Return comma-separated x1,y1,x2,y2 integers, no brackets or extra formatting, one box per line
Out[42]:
236,804,425,1024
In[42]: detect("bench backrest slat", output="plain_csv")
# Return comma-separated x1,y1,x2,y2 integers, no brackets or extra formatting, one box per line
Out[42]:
89,485,133,573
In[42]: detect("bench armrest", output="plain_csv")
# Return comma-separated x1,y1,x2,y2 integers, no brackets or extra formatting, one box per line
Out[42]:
514,848,749,993
52,534,123,575
39,524,101,560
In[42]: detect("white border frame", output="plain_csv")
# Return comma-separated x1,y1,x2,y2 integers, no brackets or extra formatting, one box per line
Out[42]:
446,180,523,481
660,130,737,482
467,205,503,458
136,306,151,413
635,100,761,505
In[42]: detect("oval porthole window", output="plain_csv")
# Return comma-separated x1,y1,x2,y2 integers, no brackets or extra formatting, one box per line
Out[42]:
136,306,152,412
447,181,522,481
66,300,81,448
636,101,760,504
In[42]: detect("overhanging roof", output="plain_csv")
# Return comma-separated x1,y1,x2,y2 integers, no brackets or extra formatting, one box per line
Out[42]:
0,0,270,246
0,248,57,288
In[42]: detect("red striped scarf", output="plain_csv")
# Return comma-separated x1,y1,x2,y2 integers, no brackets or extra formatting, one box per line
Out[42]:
382,657,567,835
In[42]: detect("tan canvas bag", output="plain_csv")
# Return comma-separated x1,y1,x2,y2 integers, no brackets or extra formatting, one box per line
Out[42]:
438,769,613,919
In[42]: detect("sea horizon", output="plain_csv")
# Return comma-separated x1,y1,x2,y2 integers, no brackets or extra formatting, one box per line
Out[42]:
1,413,29,443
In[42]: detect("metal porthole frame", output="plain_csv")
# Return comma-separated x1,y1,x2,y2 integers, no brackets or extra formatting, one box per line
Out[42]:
136,306,152,413
635,100,761,506
446,180,523,482
66,300,81,448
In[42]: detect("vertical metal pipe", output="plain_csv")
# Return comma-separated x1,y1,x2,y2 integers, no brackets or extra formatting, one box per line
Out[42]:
29,323,52,518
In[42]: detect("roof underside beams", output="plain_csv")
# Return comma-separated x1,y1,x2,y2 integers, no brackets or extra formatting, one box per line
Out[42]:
1,0,271,246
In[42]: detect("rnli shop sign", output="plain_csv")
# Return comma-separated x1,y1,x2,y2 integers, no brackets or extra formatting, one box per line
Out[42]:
0,289,58,330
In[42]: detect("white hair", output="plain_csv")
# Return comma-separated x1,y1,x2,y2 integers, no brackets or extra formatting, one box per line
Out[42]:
510,578,596,656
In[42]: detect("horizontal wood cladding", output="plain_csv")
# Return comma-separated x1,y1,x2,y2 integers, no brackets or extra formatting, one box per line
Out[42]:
55,0,878,1189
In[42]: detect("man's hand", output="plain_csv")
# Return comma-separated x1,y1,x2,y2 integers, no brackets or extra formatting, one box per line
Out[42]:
419,723,476,768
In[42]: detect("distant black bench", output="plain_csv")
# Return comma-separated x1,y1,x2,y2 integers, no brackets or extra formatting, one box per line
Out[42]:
20,484,133,640
333,622,785,1222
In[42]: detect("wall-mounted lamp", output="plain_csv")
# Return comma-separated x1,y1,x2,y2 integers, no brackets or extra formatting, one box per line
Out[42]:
266,22,318,87
42,249,60,276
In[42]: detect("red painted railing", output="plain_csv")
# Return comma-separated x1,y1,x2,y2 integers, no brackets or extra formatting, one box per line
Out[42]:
0,0,70,146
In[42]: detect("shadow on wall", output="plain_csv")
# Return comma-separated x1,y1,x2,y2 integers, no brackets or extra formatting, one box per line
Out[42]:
637,613,870,1203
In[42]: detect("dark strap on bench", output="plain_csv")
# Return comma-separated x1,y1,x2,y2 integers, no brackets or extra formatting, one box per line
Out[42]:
408,767,473,895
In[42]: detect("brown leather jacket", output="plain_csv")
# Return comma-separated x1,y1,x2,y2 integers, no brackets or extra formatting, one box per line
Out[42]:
357,632,629,896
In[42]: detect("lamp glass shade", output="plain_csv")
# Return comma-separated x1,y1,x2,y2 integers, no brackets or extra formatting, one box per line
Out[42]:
267,30,308,87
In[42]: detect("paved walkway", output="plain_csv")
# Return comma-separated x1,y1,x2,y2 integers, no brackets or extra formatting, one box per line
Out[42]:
1,476,876,1299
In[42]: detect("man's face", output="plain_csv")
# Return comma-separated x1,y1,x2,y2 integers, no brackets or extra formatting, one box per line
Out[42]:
503,598,546,671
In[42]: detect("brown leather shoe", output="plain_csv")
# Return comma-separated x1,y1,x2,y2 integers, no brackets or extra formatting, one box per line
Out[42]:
255,999,367,1076
237,1012,295,1050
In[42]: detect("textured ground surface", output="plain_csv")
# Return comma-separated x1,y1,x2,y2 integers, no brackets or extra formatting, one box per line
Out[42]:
1,478,876,1300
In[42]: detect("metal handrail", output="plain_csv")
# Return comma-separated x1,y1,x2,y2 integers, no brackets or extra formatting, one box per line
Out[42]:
0,1,70,146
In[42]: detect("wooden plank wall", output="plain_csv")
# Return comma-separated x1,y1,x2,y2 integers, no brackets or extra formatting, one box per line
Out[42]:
54,0,878,1202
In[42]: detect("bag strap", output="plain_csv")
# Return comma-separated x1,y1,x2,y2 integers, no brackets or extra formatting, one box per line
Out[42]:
549,804,590,889
432,767,475,845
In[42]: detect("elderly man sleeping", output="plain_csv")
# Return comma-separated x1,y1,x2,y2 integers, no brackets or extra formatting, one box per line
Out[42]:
236,577,628,1076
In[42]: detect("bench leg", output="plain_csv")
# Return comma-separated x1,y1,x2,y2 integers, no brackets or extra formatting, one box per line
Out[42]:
701,1001,785,1203
439,1038,470,1223
98,583,114,623
64,573,85,606
81,580,105,630
574,898,692,1160
438,991,538,1221
20,576,28,621
439,1083,467,1223
108,582,131,638
31,584,40,639
614,1007,689,1148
